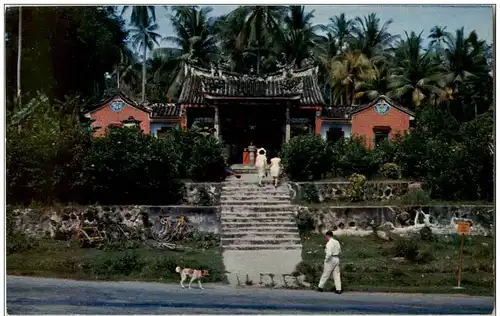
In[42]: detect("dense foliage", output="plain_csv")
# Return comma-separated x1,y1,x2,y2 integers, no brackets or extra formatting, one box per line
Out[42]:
6,97,227,205
281,105,493,201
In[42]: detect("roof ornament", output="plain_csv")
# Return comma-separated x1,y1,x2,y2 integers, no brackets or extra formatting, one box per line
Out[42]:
276,53,288,69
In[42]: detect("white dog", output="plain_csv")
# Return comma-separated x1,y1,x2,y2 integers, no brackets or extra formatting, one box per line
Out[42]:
175,266,209,289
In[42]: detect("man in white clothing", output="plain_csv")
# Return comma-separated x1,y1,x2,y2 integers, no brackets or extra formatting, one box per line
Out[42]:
317,230,342,294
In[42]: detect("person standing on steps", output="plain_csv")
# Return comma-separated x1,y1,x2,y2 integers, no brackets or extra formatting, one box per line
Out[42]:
317,230,342,294
269,156,281,188
255,148,267,187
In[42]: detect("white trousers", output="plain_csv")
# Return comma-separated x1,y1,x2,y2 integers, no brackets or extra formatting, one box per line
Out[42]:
318,256,341,291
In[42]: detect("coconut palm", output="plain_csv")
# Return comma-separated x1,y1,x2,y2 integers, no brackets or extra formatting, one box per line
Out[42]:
354,60,391,103
279,6,323,68
388,31,444,108
160,6,219,101
121,5,158,27
129,18,162,102
326,13,354,54
213,9,248,72
428,25,450,52
350,13,399,59
330,52,375,105
16,7,22,106
236,6,287,74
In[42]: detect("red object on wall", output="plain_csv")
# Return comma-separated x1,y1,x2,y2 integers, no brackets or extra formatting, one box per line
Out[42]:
315,117,322,136
87,93,150,136
243,151,250,165
350,95,414,148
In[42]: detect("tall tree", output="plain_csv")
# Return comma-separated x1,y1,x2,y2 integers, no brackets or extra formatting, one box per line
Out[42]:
350,13,398,59
129,18,161,102
388,31,443,108
121,6,158,27
16,7,22,106
428,25,450,52
326,13,354,54
236,6,286,74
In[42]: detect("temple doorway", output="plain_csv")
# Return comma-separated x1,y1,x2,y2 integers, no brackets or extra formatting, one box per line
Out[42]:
220,104,286,164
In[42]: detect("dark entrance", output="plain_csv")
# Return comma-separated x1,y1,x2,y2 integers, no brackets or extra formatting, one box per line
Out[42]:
220,104,285,163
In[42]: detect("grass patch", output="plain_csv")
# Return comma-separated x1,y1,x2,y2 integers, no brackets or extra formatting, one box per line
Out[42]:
296,234,494,296
298,200,493,207
7,239,227,284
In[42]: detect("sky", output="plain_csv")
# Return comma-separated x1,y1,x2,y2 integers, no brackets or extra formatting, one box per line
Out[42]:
133,5,494,49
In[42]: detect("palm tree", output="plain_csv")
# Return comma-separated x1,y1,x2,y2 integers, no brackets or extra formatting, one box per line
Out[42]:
388,31,444,108
350,13,399,59
213,9,248,72
330,52,375,105
279,6,322,68
428,25,450,52
121,5,158,27
129,18,162,102
161,6,219,101
236,6,287,74
16,7,22,106
326,13,354,54
354,60,390,103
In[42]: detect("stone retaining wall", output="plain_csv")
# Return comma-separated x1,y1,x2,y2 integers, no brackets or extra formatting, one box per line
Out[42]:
8,205,220,240
287,181,411,203
295,205,494,236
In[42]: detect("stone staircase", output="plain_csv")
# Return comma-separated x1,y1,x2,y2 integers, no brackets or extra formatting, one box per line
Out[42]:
220,178,301,251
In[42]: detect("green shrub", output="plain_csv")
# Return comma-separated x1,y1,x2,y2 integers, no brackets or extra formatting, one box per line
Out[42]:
90,251,145,277
332,137,379,178
190,232,220,250
295,211,315,237
171,130,227,182
280,134,332,181
347,173,367,202
419,226,434,241
294,261,322,286
400,188,432,205
303,183,320,203
379,163,402,180
83,127,182,205
393,239,419,261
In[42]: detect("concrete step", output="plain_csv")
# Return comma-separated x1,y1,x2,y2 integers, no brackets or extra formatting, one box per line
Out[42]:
220,205,298,210
221,213,295,219
221,207,297,213
222,244,303,250
221,238,302,246
223,184,289,190
220,194,290,200
221,223,298,229
221,232,299,239
220,200,292,206
221,217,296,224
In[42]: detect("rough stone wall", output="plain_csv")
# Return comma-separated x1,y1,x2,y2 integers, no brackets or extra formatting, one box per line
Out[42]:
287,181,410,203
296,205,494,236
181,182,223,206
8,205,220,240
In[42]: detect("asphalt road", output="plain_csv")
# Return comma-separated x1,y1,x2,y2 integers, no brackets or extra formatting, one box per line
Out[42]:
7,276,494,314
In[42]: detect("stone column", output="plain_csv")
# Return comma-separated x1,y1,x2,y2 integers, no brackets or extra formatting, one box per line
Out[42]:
285,104,291,143
214,105,220,141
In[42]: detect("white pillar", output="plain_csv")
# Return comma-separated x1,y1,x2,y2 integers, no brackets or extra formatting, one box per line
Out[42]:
214,105,220,141
285,104,291,143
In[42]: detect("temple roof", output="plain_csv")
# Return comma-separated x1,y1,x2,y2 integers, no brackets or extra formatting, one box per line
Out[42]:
321,95,415,119
178,64,325,106
150,103,181,118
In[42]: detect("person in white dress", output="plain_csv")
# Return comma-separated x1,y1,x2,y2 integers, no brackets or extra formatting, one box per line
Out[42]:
255,148,267,186
269,157,281,188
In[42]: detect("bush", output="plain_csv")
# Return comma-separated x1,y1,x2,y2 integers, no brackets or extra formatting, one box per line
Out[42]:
332,137,379,178
303,183,320,203
295,211,315,237
393,239,419,261
379,163,402,180
83,127,183,205
347,173,367,202
399,188,432,205
294,261,322,286
280,134,332,181
90,251,145,278
419,226,434,241
171,130,227,182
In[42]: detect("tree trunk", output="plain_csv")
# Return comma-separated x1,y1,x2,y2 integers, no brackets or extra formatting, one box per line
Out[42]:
16,7,22,106
256,47,260,75
117,64,120,90
142,38,146,102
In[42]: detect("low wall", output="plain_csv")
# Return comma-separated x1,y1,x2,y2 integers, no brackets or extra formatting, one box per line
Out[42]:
181,182,223,206
288,181,411,203
9,205,220,240
295,205,494,236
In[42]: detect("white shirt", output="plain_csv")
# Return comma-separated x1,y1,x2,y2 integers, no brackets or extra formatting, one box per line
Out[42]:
325,237,341,261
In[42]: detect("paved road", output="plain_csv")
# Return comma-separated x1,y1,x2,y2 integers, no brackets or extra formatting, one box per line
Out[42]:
7,276,494,314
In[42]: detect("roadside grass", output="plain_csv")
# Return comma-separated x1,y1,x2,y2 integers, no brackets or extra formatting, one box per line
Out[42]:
297,200,494,207
7,238,227,284
296,234,494,296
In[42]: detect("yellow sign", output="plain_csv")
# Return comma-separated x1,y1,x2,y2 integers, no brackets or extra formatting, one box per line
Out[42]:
457,221,471,235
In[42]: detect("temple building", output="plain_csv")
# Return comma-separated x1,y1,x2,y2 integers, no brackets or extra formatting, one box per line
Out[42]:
86,63,414,162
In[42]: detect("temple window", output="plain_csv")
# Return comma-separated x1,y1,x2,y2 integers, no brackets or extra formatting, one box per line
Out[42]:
122,116,141,128
326,127,345,144
156,126,174,138
373,126,391,146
